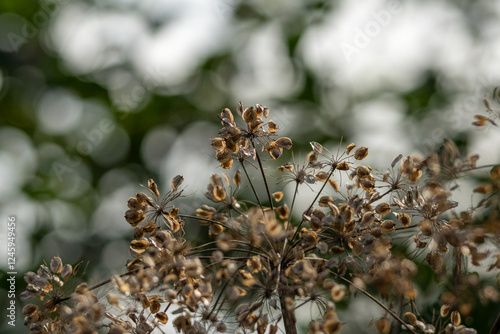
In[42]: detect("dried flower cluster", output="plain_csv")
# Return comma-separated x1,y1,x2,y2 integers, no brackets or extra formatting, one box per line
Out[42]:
22,99,500,334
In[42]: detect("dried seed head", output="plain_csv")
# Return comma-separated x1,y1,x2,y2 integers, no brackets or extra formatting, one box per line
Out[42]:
354,147,368,160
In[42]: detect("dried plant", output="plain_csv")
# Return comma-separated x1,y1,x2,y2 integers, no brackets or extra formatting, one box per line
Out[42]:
22,98,500,334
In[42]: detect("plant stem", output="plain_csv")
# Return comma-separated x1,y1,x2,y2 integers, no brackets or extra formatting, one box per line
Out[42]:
250,138,274,210
241,160,264,209
278,282,298,334
338,276,418,334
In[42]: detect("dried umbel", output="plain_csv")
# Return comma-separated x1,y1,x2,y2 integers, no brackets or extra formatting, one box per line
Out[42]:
22,98,500,334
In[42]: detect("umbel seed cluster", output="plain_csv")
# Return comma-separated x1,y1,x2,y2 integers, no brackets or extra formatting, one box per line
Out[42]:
22,100,500,334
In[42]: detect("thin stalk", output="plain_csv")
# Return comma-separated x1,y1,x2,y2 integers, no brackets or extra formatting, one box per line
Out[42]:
338,276,418,334
250,138,274,210
281,181,300,257
285,166,336,258
241,160,264,209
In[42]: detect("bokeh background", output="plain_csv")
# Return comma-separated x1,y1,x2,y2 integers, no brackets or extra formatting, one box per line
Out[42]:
1,0,500,332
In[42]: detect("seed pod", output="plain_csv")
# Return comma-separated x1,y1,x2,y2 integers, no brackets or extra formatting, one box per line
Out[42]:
359,178,375,191
337,161,350,171
220,158,233,170
404,312,417,326
275,137,293,150
330,285,346,302
316,171,329,182
125,210,145,226
375,202,391,215
319,196,334,207
328,179,340,192
268,120,278,133
346,143,356,154
171,175,184,191
148,179,160,197
233,169,242,186
381,220,396,233
360,212,376,227
440,304,451,318
277,205,289,220
354,147,369,160
356,165,371,179
22,304,39,316
310,141,323,154
50,256,63,274
242,106,257,124
450,311,461,326
273,191,284,202
155,312,168,324
397,213,411,228
61,264,73,279
150,299,161,314
375,317,390,334
220,108,234,123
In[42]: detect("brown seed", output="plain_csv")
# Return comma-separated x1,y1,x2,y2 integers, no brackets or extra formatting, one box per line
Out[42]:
440,304,451,317
397,213,411,228
273,191,284,202
61,264,73,279
375,202,391,215
354,147,369,160
125,210,145,227
346,143,356,154
277,205,289,219
450,310,461,326
375,317,391,334
268,120,278,133
220,108,234,123
220,158,234,170
50,256,63,274
233,169,242,186
148,179,160,197
381,220,396,233
337,161,350,171
330,284,346,302
360,212,376,227
404,312,417,326
242,106,257,124
155,312,168,324
171,175,184,191
328,179,340,192
356,165,371,179
319,196,334,207
316,171,329,182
